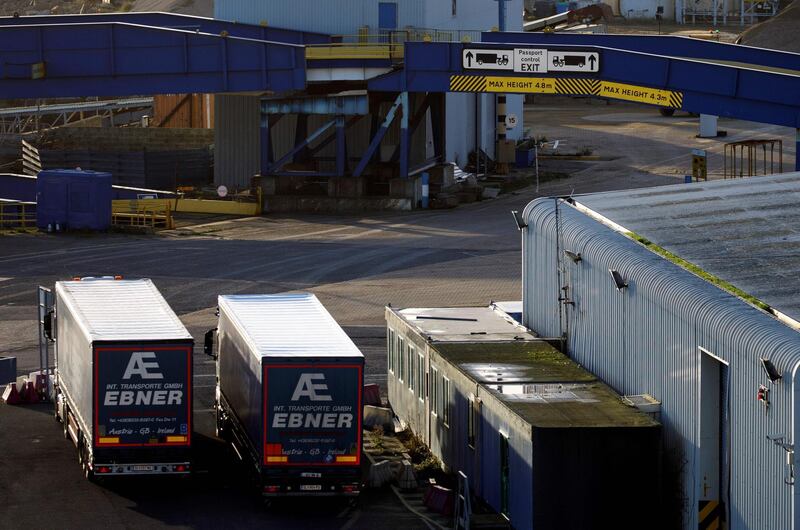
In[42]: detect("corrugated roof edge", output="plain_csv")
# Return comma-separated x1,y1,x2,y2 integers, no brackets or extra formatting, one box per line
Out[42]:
522,197,800,371
55,278,191,343
218,292,363,359
568,198,800,333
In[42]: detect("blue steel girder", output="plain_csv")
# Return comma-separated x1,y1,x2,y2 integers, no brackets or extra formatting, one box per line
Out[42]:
0,12,331,44
0,22,306,98
481,32,800,73
267,119,337,174
370,42,800,129
262,94,369,115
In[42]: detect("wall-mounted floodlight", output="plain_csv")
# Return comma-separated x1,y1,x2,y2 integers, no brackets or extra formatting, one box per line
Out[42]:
761,358,783,383
511,210,527,230
609,269,628,291
564,250,582,263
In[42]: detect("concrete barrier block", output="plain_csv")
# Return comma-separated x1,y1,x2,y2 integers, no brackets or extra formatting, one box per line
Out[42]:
363,405,393,430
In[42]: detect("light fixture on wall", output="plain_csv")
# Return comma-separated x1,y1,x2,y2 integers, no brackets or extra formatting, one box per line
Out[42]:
609,269,627,291
761,358,783,383
564,250,582,263
511,210,527,230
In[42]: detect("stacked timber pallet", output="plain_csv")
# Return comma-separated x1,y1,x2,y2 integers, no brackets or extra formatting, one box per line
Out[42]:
22,127,213,190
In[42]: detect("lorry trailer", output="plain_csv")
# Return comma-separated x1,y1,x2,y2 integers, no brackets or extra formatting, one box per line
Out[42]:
50,277,193,479
209,293,364,497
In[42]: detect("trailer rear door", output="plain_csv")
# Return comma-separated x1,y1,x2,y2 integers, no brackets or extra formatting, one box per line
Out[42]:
94,344,192,447
263,363,362,466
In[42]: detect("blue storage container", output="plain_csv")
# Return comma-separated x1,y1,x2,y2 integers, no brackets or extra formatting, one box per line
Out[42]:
36,169,112,231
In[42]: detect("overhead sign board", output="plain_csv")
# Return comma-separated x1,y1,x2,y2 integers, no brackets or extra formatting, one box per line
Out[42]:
464,47,600,73
448,75,684,109
462,49,513,71
548,51,599,72
514,48,548,73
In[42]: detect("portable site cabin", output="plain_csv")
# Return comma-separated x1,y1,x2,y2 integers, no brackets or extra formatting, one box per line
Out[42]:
385,305,661,530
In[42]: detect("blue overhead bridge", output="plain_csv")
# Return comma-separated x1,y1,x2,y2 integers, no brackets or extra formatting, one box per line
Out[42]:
482,32,800,72
369,40,800,129
0,13,325,98
0,13,799,176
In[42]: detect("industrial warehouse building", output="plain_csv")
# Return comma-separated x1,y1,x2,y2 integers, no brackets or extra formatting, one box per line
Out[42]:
521,172,800,529
213,0,523,189
385,305,661,530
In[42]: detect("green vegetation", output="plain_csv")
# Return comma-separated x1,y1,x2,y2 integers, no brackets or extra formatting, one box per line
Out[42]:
368,426,386,453
625,231,772,312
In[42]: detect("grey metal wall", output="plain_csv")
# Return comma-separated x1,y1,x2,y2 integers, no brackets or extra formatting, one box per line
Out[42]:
216,0,426,35
521,197,800,530
214,95,261,189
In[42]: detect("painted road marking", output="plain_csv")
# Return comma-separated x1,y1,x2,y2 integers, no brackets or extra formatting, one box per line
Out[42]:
449,74,684,109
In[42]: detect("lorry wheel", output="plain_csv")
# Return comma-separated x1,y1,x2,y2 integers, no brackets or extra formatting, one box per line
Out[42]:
659,107,675,117
77,433,85,464
84,462,94,482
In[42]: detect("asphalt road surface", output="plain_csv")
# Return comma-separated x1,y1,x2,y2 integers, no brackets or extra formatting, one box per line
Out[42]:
0,168,680,529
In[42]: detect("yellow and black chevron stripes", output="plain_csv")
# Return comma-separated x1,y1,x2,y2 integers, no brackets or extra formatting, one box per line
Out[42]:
669,91,684,109
450,75,487,92
698,500,722,530
448,75,684,110
556,78,599,96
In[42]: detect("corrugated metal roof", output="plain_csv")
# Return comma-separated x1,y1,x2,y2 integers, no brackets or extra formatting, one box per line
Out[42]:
56,278,191,342
575,172,800,324
218,293,363,358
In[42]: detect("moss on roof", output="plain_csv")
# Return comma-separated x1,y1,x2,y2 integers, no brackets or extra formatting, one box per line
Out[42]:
626,231,772,312
432,341,659,429
433,341,596,383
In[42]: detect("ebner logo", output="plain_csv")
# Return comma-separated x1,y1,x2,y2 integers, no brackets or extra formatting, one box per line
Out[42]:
122,352,164,380
271,372,353,430
291,373,332,401
104,351,183,406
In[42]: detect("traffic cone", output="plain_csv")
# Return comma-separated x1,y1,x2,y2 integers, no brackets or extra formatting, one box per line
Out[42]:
2,383,20,405
22,381,39,404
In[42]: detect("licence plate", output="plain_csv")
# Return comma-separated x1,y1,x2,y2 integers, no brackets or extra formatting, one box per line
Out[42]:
300,484,322,491
132,465,154,472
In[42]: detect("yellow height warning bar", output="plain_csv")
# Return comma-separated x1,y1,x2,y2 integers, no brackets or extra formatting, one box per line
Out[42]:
448,75,684,109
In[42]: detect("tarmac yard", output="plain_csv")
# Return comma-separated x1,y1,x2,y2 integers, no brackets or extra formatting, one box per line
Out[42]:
1,101,796,528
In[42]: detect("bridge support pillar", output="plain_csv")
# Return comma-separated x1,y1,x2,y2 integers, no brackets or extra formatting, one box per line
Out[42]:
796,129,800,172
399,92,409,179
260,111,273,176
699,114,718,138
335,115,347,177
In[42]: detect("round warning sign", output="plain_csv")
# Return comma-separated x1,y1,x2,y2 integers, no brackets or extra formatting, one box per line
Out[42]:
505,114,518,129
217,185,228,198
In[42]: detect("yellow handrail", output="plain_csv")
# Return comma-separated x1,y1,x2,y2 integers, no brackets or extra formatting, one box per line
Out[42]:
306,43,404,61
0,201,36,233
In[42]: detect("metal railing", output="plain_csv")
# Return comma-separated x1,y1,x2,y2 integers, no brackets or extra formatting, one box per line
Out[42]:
724,139,783,179
0,201,36,233
111,199,175,230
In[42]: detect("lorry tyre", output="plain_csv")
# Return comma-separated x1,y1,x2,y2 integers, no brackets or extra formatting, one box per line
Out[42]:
659,107,675,117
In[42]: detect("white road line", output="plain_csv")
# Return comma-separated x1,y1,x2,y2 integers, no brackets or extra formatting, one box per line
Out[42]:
269,226,352,241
